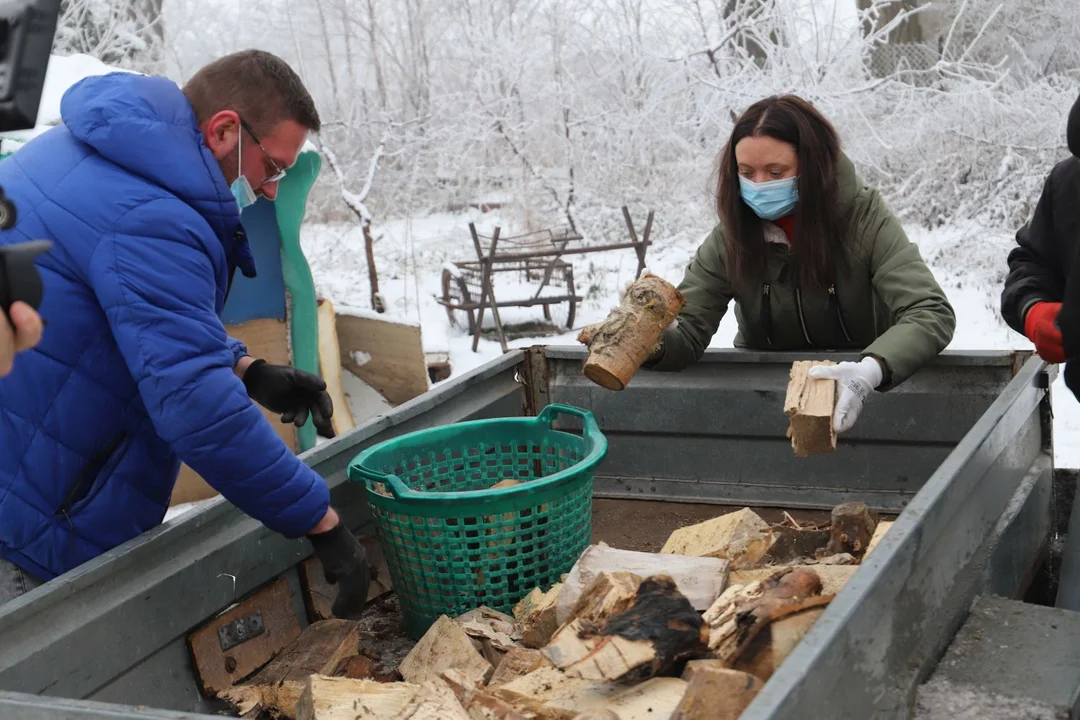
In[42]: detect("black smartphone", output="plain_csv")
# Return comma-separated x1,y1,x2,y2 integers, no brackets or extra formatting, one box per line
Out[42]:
0,239,52,320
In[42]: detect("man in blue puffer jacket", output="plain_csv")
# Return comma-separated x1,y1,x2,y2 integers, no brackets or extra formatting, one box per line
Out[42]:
0,50,371,617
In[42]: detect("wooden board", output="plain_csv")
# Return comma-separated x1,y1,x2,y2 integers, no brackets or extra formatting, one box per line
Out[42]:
556,545,729,625
336,312,429,406
187,576,302,696
316,299,356,437
300,535,392,623
170,318,297,506
425,352,452,384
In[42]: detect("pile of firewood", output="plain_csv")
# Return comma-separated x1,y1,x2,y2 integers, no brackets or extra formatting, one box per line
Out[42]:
218,502,892,720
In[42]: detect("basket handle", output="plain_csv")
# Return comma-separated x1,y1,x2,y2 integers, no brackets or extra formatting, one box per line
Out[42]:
537,403,601,437
379,473,412,499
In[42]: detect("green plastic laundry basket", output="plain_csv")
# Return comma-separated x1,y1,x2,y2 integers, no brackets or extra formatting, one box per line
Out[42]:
347,403,608,639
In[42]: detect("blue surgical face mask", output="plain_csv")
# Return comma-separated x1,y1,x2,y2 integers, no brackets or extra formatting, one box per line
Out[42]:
230,130,257,211
739,175,798,221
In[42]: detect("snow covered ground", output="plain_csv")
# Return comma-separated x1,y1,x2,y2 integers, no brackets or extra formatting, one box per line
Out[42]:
299,207,1080,469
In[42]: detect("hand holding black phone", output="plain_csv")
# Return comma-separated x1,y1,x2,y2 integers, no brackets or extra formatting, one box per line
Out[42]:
0,240,52,321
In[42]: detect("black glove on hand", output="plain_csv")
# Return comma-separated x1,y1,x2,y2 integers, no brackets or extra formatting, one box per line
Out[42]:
242,359,335,438
308,522,372,619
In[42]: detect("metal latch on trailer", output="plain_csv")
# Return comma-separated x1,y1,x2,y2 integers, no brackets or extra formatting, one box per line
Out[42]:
217,611,264,651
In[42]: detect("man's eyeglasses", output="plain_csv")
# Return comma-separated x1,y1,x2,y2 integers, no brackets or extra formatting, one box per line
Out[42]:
239,117,287,185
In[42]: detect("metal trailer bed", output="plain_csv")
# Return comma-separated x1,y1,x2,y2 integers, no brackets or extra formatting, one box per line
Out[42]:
0,346,1060,719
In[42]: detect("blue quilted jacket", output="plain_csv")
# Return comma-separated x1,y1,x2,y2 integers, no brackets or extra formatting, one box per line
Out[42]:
0,72,330,581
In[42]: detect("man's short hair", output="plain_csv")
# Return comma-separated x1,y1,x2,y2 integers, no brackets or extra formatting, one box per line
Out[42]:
182,50,320,135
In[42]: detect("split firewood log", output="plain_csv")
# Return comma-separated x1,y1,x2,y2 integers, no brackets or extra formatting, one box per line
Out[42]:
864,520,895,559
576,273,685,391
492,667,687,720
703,567,832,680
543,575,709,683
672,665,764,719
218,619,361,719
296,676,471,720
441,668,534,720
660,508,776,570
398,615,494,687
729,563,857,597
784,360,838,456
728,599,831,681
488,647,551,687
513,584,563,649
456,606,523,666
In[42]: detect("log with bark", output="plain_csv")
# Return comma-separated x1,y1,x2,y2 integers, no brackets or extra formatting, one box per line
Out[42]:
729,563,858,597
703,567,832,680
576,273,685,390
822,501,879,557
761,522,832,564
543,575,709,683
728,600,831,681
784,360,838,456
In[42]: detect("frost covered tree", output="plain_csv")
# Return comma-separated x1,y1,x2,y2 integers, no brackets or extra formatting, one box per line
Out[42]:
54,0,166,72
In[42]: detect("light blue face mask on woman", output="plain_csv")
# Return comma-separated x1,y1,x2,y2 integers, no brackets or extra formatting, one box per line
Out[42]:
739,175,799,221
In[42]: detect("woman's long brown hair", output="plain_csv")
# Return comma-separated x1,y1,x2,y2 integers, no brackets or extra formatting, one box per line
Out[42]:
715,95,844,291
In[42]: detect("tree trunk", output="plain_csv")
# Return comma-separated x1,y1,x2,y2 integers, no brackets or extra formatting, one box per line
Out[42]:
858,0,926,44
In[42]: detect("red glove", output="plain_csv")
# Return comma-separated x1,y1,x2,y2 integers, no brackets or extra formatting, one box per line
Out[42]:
1024,301,1065,363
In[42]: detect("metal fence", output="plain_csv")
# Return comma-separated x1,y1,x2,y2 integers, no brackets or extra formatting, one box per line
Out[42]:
867,42,941,85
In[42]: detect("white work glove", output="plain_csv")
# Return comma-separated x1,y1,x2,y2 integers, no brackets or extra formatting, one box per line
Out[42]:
806,356,884,434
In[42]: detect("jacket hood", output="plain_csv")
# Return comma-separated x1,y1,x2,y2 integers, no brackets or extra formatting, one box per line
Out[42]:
60,72,256,277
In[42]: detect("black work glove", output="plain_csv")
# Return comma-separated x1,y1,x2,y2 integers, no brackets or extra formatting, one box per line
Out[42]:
308,522,372,619
242,359,335,438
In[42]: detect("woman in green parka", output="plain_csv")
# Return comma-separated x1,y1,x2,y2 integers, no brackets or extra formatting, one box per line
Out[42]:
645,94,955,434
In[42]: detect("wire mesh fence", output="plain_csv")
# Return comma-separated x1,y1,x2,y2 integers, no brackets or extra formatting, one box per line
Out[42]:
866,42,942,85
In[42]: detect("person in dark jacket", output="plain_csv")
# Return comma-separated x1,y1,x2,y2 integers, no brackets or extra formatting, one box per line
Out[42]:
1009,91,1080,404
999,93,1080,373
646,95,955,433
0,50,370,616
